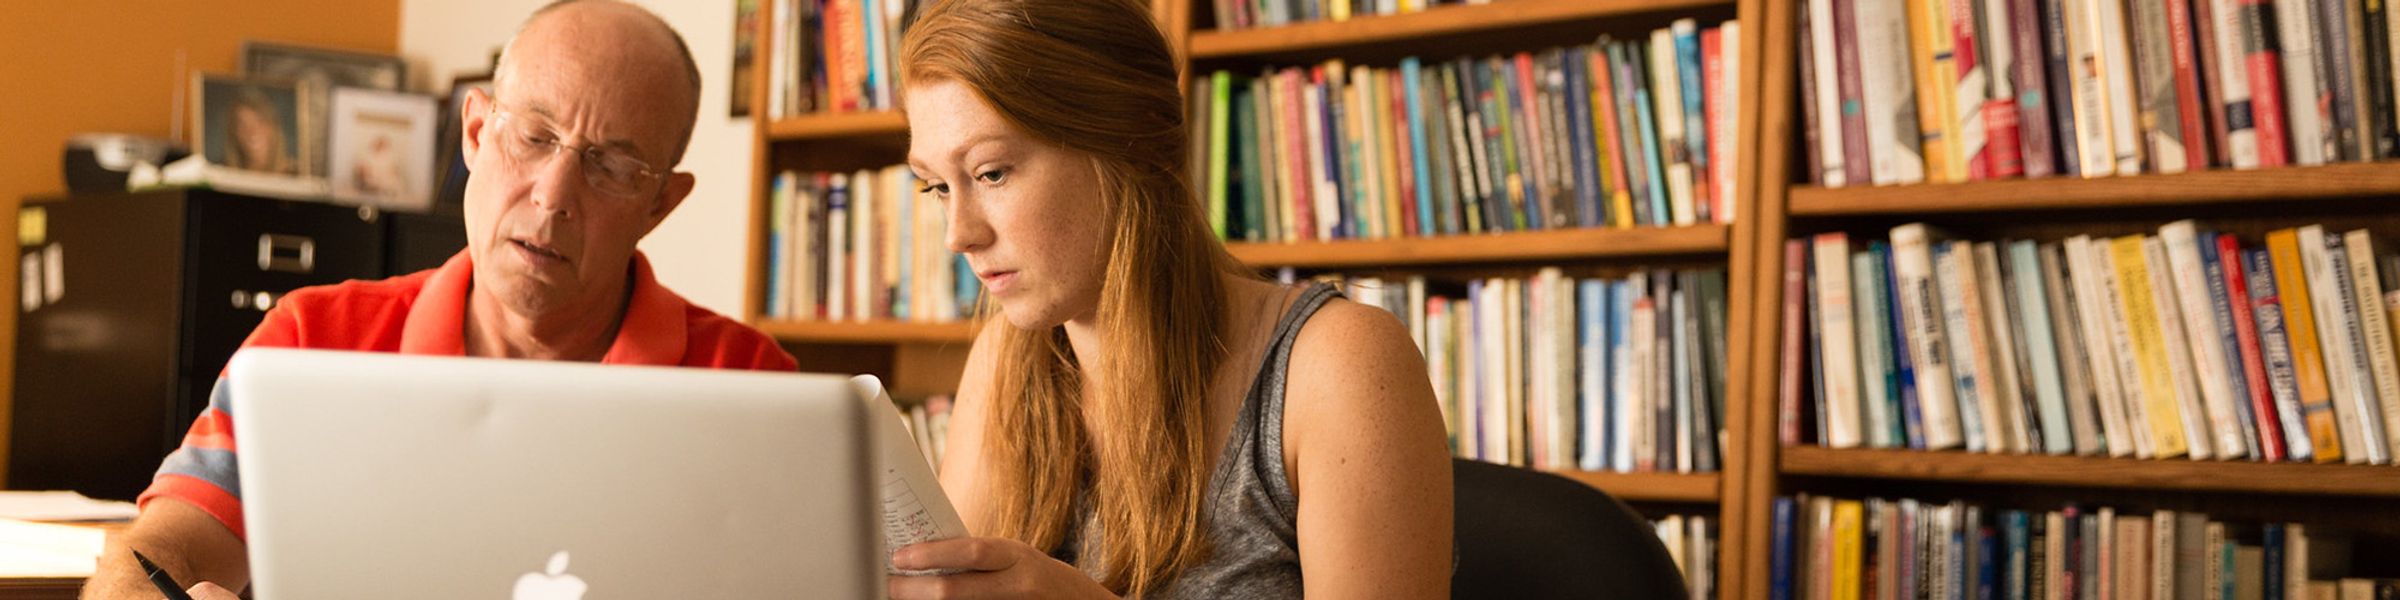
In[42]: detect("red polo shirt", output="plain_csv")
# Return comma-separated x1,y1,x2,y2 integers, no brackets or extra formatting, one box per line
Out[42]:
137,251,796,538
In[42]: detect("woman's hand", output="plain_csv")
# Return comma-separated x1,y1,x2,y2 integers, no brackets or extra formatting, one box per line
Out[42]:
887,537,1117,600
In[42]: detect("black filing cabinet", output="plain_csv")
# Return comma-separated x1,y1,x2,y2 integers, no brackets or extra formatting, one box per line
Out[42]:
10,190,391,500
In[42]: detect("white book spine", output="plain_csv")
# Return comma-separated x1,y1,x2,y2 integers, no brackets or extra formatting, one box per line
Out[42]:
1614,278,1643,471
1301,80,1338,240
2042,243,2107,455
1811,0,1851,187
1555,277,1578,471
850,169,876,321
1975,243,2034,454
2211,0,2263,169
2061,0,2118,177
1816,234,1866,448
2297,226,2376,464
1652,30,1697,225
1580,281,1607,471
2340,231,2400,461
2160,221,2253,458
1860,0,1927,185
2093,0,2145,173
1893,224,1966,449
2067,236,2138,457
2142,236,2218,460
1504,280,1526,466
1939,241,1995,452
1716,20,1744,222
1631,291,1659,470
2274,0,2330,165
1480,279,1510,463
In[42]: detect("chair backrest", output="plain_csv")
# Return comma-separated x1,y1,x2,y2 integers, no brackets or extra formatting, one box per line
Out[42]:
1451,458,1691,600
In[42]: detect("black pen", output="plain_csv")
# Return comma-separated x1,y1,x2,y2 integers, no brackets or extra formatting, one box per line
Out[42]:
130,549,197,600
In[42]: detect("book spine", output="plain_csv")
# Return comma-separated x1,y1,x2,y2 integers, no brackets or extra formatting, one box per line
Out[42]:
1627,44,1671,226
1979,0,2030,178
2010,0,2059,178
2276,0,2333,165
2172,0,2220,171
1910,0,1961,181
1442,63,1486,235
1939,241,1997,451
2143,236,2220,459
1711,22,1742,222
1835,0,1880,186
1811,0,1853,186
1589,44,1635,228
2240,0,2293,166
2043,242,2108,455
2214,0,2266,168
2296,226,2371,463
2340,230,2400,460
2204,234,2270,459
2066,0,2120,176
2365,0,2400,158
2112,235,2194,458
2244,247,2317,461
2040,0,2082,176
2319,0,2364,159
2265,230,2345,462
1863,0,1931,184
1895,224,1967,449
1649,31,1696,226
1674,20,1713,218
2084,237,2153,457
1860,251,1899,449
1886,244,1930,449
2013,241,2075,454
1558,52,1599,229
1948,0,1995,179
2095,0,2147,172
1977,244,2035,453
1816,234,1866,448
2224,237,2293,461
2161,221,2253,458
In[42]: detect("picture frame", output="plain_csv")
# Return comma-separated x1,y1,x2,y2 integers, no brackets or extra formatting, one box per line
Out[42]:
434,74,493,216
242,41,407,177
192,74,308,177
327,88,440,212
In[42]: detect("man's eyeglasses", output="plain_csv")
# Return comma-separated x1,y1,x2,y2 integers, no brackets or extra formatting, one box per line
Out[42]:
486,106,668,199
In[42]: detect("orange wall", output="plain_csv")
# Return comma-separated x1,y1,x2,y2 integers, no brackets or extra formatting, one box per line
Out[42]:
0,0,400,485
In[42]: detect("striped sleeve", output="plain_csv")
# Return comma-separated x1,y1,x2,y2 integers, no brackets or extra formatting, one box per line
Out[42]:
137,376,249,539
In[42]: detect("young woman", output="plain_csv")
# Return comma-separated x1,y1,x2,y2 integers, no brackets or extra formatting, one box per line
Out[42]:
887,0,1453,598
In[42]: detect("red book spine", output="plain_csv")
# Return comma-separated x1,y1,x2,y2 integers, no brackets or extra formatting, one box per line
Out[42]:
2191,0,2231,167
1703,28,1730,220
1781,238,1809,446
1949,0,1993,179
2239,0,2292,166
2168,0,2216,169
2218,233,2288,461
1512,52,1551,226
1281,68,1317,241
1835,0,1875,185
2011,0,2059,178
1984,99,2028,178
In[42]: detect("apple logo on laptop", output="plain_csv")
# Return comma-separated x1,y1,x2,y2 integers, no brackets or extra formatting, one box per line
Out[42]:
513,551,588,600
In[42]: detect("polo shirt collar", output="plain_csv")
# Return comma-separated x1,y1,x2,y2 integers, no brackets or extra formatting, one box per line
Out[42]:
400,250,688,365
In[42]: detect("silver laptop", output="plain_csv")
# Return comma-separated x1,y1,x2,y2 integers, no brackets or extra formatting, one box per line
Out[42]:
228,348,881,599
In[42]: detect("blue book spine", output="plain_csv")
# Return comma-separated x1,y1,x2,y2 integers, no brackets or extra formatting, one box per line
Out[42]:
2003,511,2030,600
1466,280,1486,462
1402,58,1436,237
1672,20,1709,221
1610,279,1637,471
1883,242,1927,449
1562,48,1605,228
1628,45,1670,228
2199,234,2264,459
2263,524,2286,600
1579,279,1610,470
1976,524,2000,600
2244,248,2315,461
1770,497,1796,600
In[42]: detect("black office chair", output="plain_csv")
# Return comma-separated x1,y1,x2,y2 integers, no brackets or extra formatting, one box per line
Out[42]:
1451,458,1691,600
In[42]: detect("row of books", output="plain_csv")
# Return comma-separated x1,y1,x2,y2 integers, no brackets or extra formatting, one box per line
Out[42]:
1797,0,2400,188
762,167,981,323
1780,221,2400,465
1188,18,1742,244
1206,0,1486,31
1657,514,1721,600
762,0,908,119
1768,495,2378,600
1308,268,1729,474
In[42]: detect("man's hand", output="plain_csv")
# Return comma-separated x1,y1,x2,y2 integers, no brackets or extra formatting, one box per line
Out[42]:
80,499,247,600
886,537,1117,600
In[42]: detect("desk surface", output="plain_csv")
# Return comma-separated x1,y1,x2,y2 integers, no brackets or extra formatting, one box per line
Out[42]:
0,521,123,599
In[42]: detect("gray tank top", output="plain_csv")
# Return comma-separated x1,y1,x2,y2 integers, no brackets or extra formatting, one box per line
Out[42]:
1057,282,1337,599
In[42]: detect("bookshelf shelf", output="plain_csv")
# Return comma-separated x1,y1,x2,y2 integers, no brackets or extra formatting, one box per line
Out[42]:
754,319,978,345
1555,470,1723,503
1225,224,1732,269
765,111,908,142
1780,446,2400,498
1787,161,2400,217
1188,0,1730,60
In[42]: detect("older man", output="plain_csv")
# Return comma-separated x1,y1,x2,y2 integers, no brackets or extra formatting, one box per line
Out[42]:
80,2,792,598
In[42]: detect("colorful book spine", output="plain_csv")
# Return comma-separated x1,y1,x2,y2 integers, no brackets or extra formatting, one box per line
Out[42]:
2238,0,2291,167
2221,236,2290,461
2009,0,2058,178
2264,229,2345,462
2242,247,2316,461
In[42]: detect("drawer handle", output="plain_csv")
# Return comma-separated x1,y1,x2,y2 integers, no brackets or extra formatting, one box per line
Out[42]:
257,234,316,274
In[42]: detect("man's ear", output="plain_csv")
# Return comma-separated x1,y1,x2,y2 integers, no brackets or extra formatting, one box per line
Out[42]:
639,172,697,235
459,87,492,165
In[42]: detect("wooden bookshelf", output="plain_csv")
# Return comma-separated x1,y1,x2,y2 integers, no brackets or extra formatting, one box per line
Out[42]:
1225,224,1730,269
1555,470,1724,504
1788,161,2400,217
753,319,978,345
764,110,908,142
1188,0,1729,60
1781,447,2400,498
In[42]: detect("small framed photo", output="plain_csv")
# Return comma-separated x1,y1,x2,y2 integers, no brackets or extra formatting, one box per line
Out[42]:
328,88,440,211
193,74,307,177
243,42,407,176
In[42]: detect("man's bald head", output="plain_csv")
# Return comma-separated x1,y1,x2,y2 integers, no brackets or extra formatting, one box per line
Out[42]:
494,0,702,164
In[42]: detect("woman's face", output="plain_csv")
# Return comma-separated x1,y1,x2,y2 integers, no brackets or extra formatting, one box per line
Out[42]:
905,79,1111,330
231,104,280,170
